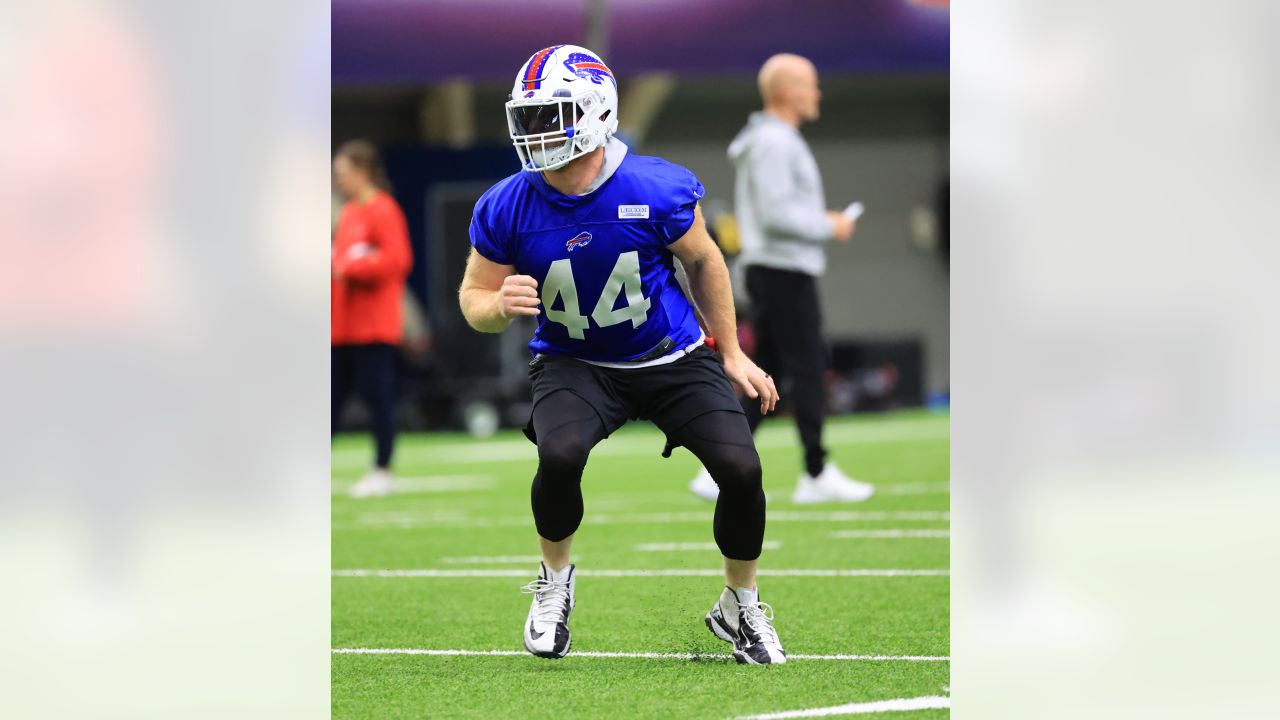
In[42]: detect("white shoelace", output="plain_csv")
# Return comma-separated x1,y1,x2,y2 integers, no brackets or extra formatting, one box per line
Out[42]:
741,601,781,646
521,578,571,624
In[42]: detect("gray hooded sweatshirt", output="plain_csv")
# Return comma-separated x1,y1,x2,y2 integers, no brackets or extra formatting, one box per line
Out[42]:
728,111,833,277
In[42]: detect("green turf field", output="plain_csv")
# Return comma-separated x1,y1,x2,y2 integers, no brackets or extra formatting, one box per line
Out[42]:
332,410,950,719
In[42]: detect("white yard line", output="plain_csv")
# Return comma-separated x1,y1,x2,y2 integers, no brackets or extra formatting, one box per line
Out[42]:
331,648,948,662
875,482,950,496
764,511,948,523
333,568,948,578
439,555,548,564
829,529,951,539
346,510,950,529
735,695,951,719
331,475,495,495
635,541,781,552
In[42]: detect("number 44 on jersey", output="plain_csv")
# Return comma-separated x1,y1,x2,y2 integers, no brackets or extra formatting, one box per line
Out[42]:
541,251,651,340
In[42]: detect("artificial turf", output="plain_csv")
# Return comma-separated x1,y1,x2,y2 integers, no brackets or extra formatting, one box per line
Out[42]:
333,410,949,718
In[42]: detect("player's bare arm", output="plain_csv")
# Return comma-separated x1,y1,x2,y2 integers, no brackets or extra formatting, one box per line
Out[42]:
672,258,713,334
458,248,541,333
668,204,779,414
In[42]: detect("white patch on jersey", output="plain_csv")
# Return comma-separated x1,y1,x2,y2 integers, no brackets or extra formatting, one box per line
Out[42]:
617,204,650,219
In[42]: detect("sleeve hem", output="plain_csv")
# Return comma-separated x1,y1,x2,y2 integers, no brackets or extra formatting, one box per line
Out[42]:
470,241,512,266
662,214,697,246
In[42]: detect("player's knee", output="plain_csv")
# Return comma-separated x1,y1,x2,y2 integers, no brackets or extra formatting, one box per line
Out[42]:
537,433,591,476
709,449,763,497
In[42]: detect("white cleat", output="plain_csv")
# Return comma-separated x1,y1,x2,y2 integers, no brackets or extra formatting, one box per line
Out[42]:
689,466,719,501
348,469,395,498
521,562,575,659
791,462,874,503
705,585,787,664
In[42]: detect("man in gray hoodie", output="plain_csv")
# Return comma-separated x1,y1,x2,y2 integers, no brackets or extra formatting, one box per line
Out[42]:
691,53,874,504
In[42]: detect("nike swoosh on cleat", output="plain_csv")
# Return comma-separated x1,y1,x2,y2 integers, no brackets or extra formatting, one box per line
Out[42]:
529,622,545,640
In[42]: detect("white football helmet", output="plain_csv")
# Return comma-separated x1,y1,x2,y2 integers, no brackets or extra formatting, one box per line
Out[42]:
506,45,619,172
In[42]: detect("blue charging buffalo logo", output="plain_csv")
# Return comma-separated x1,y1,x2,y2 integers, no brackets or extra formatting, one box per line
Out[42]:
563,52,615,88
566,231,592,252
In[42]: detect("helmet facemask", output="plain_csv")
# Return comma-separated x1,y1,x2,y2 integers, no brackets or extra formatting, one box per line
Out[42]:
506,90,609,172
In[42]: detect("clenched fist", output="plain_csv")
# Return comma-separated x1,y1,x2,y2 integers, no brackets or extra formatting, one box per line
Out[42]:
500,274,541,318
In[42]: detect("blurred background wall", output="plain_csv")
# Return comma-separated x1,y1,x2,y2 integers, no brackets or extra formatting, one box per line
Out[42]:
332,0,950,431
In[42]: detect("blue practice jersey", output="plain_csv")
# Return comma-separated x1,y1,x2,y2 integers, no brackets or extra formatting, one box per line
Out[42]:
469,142,705,363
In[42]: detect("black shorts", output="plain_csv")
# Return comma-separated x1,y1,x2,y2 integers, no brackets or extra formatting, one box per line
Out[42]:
522,345,745,455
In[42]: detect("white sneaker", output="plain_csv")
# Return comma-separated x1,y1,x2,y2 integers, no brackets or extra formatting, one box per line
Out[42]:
349,469,395,498
791,462,874,503
705,585,787,664
521,562,575,659
689,466,719,501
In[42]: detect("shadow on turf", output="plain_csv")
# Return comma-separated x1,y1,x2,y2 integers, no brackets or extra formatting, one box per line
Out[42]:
524,652,738,666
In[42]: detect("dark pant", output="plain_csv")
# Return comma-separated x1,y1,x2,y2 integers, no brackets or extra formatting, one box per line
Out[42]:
530,394,764,560
332,343,399,469
524,347,765,561
743,265,829,478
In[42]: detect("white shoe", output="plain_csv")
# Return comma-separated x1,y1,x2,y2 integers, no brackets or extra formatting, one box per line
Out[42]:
521,562,575,659
791,463,874,503
689,466,719,501
705,585,787,664
349,469,395,498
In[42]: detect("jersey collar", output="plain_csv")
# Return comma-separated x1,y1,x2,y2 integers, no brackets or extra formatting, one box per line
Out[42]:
525,137,629,204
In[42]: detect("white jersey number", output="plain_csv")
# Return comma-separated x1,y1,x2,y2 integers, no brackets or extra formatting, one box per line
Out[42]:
541,251,651,340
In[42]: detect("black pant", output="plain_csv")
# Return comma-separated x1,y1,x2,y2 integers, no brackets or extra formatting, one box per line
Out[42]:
524,348,766,561
743,265,828,478
332,343,398,469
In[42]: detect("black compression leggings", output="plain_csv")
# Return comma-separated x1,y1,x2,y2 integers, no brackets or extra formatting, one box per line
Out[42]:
529,391,766,560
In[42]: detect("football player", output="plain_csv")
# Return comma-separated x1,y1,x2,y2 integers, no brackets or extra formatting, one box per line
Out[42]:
459,45,786,664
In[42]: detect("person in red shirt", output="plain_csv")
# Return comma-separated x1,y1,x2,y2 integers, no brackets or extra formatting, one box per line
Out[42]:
332,140,413,497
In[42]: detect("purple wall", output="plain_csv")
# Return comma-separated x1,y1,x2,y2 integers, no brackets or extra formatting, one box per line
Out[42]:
333,0,949,86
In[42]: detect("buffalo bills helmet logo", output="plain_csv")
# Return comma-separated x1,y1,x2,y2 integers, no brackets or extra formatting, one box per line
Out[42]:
565,231,592,252
563,52,615,88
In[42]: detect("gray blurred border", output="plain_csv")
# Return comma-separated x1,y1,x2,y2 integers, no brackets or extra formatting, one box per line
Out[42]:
0,1,330,716
953,1,1280,717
